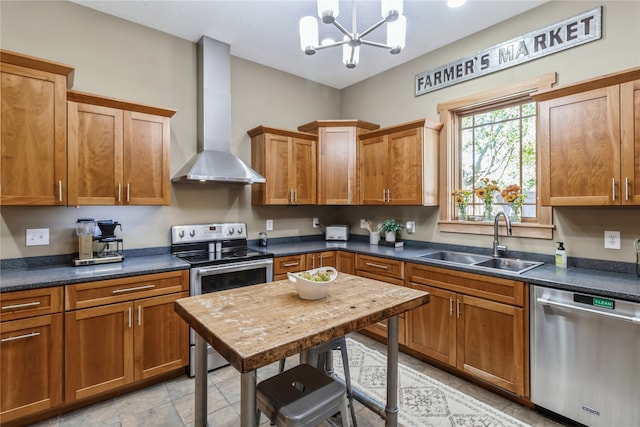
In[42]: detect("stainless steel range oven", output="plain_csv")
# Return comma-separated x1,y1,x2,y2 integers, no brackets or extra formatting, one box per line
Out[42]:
171,223,273,376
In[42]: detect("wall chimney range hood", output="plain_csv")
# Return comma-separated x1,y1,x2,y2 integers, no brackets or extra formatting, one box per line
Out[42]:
172,36,265,184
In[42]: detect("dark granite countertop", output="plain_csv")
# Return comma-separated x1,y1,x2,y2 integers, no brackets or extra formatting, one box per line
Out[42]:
1,254,189,292
3,237,639,302
256,237,640,303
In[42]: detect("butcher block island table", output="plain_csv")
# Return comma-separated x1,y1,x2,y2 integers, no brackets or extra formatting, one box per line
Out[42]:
174,272,430,427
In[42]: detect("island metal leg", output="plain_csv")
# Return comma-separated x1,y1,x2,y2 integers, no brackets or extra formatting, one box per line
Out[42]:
386,315,399,427
240,370,257,427
195,333,208,427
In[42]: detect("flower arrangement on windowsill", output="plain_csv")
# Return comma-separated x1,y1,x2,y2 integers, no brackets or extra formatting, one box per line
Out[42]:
475,178,500,222
501,184,526,223
451,189,472,221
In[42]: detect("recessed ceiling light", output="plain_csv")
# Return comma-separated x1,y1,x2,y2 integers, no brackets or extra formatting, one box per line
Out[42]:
448,0,467,8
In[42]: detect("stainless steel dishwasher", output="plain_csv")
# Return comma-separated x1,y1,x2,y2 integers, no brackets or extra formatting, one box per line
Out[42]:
531,286,640,426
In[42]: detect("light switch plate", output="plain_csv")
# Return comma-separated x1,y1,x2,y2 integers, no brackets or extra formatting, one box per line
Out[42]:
26,228,49,246
604,230,620,249
406,221,416,234
266,219,273,231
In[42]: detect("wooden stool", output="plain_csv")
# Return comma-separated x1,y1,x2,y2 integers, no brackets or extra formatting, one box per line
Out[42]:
256,364,351,427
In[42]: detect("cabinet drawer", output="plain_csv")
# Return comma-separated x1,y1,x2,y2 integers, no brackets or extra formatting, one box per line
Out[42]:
65,270,188,310
355,254,404,279
0,287,63,321
406,263,524,307
274,255,306,275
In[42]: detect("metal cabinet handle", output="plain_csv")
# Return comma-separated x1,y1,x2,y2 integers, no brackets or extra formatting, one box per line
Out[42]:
126,184,131,202
456,298,461,318
612,178,616,201
128,307,132,328
118,183,122,203
283,262,300,267
625,177,629,201
137,305,142,326
1,331,40,342
387,189,391,203
58,180,63,202
112,284,156,294
449,297,454,316
365,262,388,270
2,301,41,310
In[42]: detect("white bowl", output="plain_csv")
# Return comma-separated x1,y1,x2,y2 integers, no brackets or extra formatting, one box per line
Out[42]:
287,267,338,300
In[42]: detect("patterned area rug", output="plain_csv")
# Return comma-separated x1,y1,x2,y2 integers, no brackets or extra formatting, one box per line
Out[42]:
332,338,531,427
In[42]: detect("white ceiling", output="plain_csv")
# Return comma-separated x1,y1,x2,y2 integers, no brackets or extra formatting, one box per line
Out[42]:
71,0,548,89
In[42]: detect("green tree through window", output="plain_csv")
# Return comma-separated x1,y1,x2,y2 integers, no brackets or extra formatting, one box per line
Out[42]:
460,102,537,219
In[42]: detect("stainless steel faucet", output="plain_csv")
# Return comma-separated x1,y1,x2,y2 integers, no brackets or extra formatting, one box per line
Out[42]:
493,212,513,257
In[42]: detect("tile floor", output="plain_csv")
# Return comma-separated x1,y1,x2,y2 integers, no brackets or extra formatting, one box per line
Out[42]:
31,334,567,427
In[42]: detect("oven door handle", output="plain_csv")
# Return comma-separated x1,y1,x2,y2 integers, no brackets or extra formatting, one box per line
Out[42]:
196,259,273,276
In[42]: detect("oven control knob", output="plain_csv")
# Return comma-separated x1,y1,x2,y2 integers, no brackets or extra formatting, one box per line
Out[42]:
190,229,196,237
228,227,235,235
238,227,244,235
179,230,185,238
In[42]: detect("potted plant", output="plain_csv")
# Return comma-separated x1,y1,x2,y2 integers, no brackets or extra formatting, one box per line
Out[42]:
380,219,403,243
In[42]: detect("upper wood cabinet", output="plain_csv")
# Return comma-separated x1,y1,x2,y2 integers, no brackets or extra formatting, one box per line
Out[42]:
249,126,317,205
67,90,175,206
298,120,379,205
0,50,74,205
358,119,442,206
533,67,640,206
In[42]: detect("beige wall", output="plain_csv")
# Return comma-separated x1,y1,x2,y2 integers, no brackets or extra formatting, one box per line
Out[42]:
1,0,639,264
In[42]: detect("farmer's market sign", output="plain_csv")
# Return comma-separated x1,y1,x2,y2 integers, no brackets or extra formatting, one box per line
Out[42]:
415,6,602,96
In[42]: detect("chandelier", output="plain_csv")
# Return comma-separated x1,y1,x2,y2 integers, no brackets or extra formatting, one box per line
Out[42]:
299,0,406,68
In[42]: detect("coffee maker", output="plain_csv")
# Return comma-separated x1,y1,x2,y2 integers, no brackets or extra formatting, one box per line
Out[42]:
73,219,124,266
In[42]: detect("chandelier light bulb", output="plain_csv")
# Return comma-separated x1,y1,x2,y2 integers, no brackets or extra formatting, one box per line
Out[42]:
387,14,406,54
381,0,403,21
317,0,339,23
343,36,360,68
299,16,319,54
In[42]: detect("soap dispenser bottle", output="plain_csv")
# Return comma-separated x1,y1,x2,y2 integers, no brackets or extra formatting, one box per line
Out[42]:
555,242,567,268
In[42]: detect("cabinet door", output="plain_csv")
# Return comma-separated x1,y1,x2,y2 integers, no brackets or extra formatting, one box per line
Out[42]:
456,294,525,395
359,134,388,204
291,136,316,204
621,79,640,205
134,292,189,380
65,302,134,401
539,86,621,205
264,133,293,204
318,126,356,204
123,111,170,205
406,283,456,366
337,251,355,274
67,102,124,205
273,255,306,280
1,314,63,422
1,64,67,205
388,128,423,205
305,251,336,270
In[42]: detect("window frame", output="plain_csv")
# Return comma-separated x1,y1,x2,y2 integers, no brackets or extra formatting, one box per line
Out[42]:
437,73,557,239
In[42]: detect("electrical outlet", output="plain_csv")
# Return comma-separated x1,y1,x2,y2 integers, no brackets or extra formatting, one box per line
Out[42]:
26,228,49,246
406,221,416,234
266,219,273,231
604,230,620,249
313,218,319,228
360,219,366,228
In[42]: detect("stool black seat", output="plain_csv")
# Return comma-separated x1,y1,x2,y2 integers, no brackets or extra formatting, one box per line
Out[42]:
256,364,351,427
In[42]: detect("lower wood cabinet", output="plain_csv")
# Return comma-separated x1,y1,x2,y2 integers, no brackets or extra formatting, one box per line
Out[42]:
0,287,63,423
406,263,527,397
1,314,63,423
64,271,189,402
336,251,355,274
355,254,406,345
305,251,336,270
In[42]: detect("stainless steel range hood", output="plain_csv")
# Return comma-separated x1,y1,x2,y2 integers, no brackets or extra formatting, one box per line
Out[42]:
172,36,265,184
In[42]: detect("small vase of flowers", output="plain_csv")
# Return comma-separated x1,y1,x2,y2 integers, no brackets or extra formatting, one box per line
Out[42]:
380,219,403,243
451,189,472,221
475,178,500,222
501,184,526,223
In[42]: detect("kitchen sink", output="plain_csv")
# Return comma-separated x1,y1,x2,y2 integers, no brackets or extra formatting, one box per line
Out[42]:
474,258,544,274
416,250,544,274
416,251,492,265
